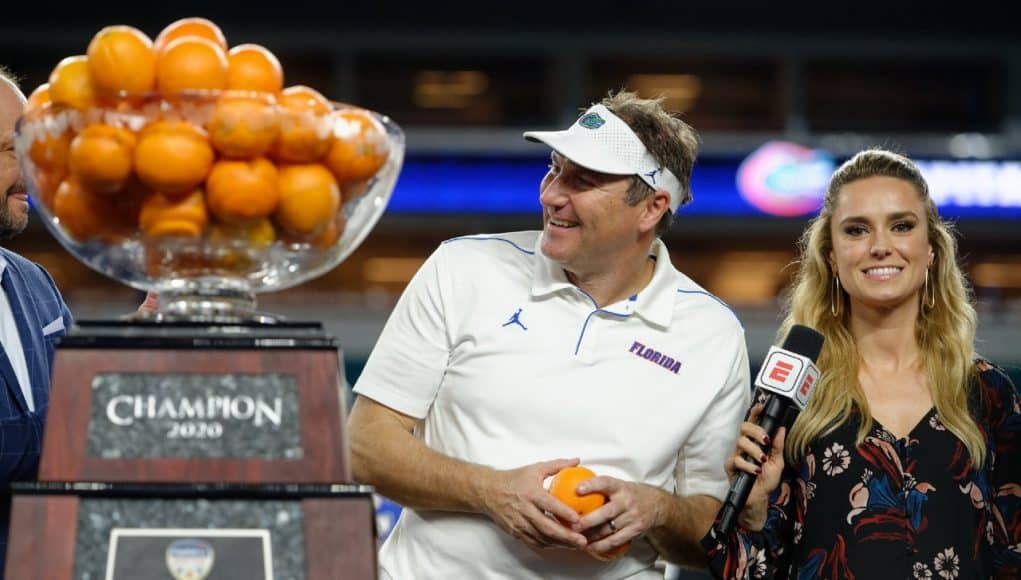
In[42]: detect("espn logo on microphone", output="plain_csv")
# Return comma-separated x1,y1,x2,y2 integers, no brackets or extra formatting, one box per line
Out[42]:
755,346,821,410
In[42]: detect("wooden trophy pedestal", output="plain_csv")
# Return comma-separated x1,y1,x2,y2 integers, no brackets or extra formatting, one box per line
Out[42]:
7,483,376,579
6,321,377,580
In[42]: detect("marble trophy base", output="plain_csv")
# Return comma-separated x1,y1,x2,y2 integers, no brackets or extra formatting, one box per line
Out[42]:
40,320,350,483
8,321,378,579
6,482,377,580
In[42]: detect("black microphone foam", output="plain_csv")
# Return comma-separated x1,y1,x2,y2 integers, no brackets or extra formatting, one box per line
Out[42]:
782,324,824,365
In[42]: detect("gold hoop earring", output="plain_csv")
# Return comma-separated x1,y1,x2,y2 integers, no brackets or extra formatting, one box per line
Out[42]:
831,274,841,318
924,268,935,310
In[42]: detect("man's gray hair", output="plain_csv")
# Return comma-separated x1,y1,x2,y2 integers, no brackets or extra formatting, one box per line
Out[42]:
0,65,19,87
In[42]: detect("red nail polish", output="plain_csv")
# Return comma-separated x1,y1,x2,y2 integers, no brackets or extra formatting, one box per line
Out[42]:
760,454,767,463
756,467,762,474
763,436,770,445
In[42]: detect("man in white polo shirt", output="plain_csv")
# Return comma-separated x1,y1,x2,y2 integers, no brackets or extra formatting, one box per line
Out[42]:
349,91,750,579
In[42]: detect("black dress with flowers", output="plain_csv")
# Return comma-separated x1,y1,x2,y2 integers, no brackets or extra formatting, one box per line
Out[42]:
702,362,1021,579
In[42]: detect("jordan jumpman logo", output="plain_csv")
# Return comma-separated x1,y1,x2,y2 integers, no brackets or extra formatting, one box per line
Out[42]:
502,308,528,330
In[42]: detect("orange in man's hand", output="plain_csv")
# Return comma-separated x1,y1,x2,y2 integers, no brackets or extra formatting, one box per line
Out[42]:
48,56,96,110
549,465,631,562
134,121,214,195
226,44,283,93
589,543,629,561
549,466,604,516
154,17,228,54
86,25,156,96
155,37,228,95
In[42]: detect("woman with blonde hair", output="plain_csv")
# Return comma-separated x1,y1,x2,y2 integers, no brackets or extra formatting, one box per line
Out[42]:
703,148,1019,579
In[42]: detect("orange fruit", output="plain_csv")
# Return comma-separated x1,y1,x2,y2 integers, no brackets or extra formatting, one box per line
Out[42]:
589,543,630,561
324,108,389,184
549,466,631,561
68,124,136,193
205,157,279,223
209,218,277,269
48,56,96,109
273,163,340,235
226,44,283,93
134,121,214,195
278,85,331,111
28,128,71,172
26,84,51,110
207,93,280,158
341,179,370,203
52,177,132,242
53,178,104,240
139,189,208,238
112,177,147,224
30,166,67,210
86,25,156,95
310,211,345,248
272,85,332,163
154,17,228,54
282,209,346,248
210,218,276,248
549,466,604,515
155,37,228,95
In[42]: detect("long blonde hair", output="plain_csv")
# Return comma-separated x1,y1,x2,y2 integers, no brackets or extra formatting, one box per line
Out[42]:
781,149,984,466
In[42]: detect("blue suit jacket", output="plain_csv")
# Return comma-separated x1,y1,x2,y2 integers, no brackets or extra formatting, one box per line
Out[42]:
0,247,72,574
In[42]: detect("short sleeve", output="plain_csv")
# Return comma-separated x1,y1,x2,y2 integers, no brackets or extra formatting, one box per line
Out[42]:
352,245,453,418
675,325,752,501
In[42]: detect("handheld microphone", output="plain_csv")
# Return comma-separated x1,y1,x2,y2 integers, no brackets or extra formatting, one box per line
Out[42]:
715,324,824,537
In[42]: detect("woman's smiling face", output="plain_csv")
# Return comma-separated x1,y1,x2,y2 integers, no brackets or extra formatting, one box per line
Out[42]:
829,175,933,313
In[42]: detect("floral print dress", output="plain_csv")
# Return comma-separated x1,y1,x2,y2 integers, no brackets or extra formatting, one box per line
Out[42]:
703,362,1020,579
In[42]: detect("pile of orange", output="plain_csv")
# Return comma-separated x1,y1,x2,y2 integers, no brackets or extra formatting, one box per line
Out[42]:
548,466,631,561
23,17,390,250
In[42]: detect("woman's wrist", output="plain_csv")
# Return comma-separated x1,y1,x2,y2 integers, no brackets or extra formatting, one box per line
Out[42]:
738,498,769,531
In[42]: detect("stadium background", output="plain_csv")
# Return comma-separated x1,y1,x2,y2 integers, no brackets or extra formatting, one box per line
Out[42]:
2,2,1018,577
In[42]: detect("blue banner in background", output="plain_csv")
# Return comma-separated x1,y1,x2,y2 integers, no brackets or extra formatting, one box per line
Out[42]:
387,156,764,216
387,157,546,214
387,144,1021,219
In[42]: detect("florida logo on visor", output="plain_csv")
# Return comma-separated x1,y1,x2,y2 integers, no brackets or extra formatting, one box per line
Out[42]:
578,113,605,129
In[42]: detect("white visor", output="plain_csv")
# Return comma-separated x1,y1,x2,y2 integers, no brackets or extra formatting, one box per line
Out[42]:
523,104,687,212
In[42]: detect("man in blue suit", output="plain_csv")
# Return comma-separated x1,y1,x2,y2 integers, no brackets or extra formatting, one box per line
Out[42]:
0,67,74,576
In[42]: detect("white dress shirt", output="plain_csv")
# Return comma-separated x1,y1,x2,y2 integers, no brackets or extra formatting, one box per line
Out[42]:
0,256,34,411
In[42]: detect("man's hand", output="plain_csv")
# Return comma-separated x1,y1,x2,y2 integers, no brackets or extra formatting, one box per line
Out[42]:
479,458,589,551
573,477,667,555
350,398,592,552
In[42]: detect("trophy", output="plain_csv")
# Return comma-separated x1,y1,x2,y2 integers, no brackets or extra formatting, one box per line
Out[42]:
7,31,402,578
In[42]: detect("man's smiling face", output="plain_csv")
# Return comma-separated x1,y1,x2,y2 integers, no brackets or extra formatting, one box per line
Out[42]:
0,76,28,241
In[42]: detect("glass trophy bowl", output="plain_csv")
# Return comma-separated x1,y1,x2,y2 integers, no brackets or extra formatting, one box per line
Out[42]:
14,91,404,323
